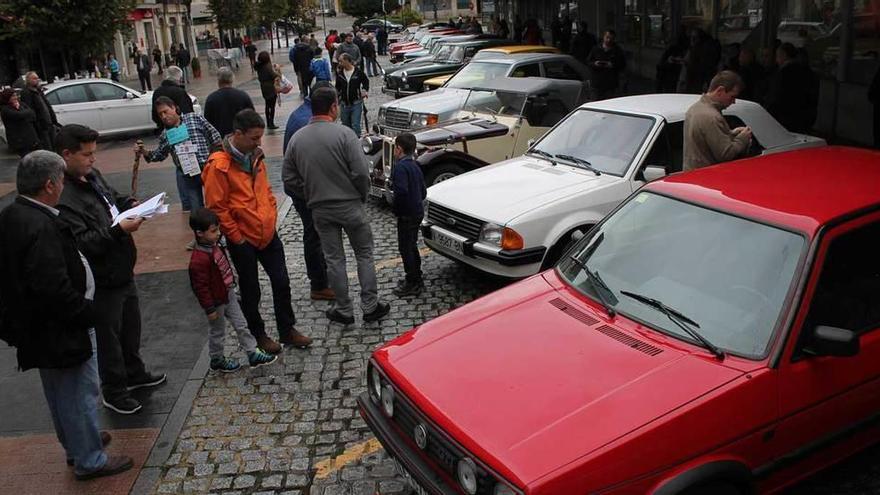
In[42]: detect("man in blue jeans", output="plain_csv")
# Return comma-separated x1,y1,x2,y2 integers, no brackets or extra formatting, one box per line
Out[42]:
282,81,335,301
335,53,368,137
0,151,132,480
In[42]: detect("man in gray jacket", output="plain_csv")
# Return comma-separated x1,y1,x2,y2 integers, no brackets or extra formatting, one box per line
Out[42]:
683,70,752,171
336,32,362,67
283,87,389,325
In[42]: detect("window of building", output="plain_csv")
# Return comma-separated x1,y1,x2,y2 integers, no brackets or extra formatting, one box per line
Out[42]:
778,0,841,77
718,0,764,46
850,1,879,84
683,0,715,36
624,0,645,45
647,0,673,47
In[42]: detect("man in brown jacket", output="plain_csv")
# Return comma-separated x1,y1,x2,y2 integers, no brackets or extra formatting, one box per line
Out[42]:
683,70,752,171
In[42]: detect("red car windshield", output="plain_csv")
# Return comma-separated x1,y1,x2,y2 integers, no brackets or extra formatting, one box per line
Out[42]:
558,192,805,359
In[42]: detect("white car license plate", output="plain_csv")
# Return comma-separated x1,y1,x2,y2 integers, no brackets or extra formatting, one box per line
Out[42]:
434,230,464,255
370,185,384,198
393,457,430,495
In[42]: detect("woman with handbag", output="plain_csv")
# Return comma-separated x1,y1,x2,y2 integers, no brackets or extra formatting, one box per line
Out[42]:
255,51,280,129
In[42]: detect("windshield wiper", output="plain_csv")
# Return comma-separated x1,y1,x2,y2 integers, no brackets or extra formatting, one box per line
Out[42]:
620,290,725,360
529,149,557,166
568,255,616,317
554,154,601,176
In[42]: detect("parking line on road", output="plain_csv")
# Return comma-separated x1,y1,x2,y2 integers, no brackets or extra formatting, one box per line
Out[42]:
313,438,383,480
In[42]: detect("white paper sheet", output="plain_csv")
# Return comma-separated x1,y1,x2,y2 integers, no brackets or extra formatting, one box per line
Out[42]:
111,192,168,226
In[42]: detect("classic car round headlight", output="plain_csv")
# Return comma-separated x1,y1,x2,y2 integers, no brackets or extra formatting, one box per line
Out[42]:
400,71,408,83
361,136,381,155
369,366,382,403
457,457,478,495
494,483,517,495
480,223,504,246
381,384,395,417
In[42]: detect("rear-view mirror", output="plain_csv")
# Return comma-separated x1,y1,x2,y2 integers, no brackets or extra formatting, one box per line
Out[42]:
806,325,860,358
642,165,667,182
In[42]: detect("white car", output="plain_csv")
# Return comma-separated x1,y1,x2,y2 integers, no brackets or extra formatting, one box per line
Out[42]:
1,79,201,145
423,94,826,278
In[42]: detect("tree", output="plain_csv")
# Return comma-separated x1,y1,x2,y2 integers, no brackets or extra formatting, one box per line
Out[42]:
0,0,136,75
257,0,289,51
206,0,255,33
340,0,383,19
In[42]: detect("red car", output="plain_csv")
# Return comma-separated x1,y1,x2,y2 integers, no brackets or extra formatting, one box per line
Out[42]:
359,146,880,495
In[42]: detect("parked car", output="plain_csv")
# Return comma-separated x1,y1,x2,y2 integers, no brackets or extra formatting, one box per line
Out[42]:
360,145,880,495
390,30,464,63
384,39,521,97
376,52,590,135
317,8,336,16
423,94,826,278
421,45,561,91
367,77,583,199
360,18,403,33
0,79,201,146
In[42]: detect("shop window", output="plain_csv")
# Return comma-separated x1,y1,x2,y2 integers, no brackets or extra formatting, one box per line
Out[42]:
850,1,880,84
778,0,841,78
625,0,644,45
718,0,764,46
647,0,673,47
683,0,715,36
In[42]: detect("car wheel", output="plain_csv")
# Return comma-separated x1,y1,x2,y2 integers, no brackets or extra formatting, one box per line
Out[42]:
679,481,741,495
425,163,466,186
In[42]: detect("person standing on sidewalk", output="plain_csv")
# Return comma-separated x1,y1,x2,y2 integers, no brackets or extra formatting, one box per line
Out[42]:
176,43,192,84
152,46,164,75
291,38,314,98
284,87,390,325
202,109,313,354
310,48,331,84
20,71,59,151
362,33,382,77
390,133,427,297
337,32,361,68
282,81,336,303
106,53,120,82
187,208,277,372
255,51,280,129
56,125,166,415
204,67,254,138
0,151,133,481
683,71,751,171
139,96,222,215
134,47,153,92
335,53,368,137
152,66,194,129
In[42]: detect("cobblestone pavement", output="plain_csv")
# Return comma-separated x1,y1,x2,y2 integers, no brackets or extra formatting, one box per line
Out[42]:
153,198,506,495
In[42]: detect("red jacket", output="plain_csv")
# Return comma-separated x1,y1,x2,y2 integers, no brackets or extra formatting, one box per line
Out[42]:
188,245,230,314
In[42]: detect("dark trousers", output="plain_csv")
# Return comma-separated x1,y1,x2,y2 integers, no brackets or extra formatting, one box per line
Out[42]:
291,194,328,291
264,94,277,127
226,233,296,340
93,281,147,399
137,69,152,91
874,104,879,149
397,215,423,283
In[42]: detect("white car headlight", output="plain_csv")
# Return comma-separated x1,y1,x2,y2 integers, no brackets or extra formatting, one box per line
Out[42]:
457,457,478,495
369,365,382,403
494,483,517,495
410,112,438,128
400,71,408,83
479,223,504,246
361,136,382,155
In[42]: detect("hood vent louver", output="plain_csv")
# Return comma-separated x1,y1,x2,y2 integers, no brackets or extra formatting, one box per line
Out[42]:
549,298,663,357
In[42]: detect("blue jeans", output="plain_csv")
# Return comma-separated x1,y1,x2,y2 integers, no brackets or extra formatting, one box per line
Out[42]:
39,328,107,474
340,100,364,137
176,166,204,211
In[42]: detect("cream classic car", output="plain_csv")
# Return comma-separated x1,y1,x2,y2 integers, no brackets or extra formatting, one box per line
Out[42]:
363,77,584,202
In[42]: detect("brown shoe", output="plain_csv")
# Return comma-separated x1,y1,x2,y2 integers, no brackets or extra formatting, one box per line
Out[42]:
280,329,313,349
310,287,336,301
68,431,112,466
75,455,134,480
256,335,282,354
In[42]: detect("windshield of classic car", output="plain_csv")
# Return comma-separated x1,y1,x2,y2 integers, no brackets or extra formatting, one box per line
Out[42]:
445,62,511,89
558,192,803,359
447,46,467,64
532,109,655,176
433,45,454,61
462,89,527,118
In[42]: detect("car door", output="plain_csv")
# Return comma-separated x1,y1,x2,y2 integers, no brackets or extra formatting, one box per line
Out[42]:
45,84,101,132
86,82,148,135
771,214,880,480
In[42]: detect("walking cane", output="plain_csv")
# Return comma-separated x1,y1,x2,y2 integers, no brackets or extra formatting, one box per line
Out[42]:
132,139,143,197
362,105,370,136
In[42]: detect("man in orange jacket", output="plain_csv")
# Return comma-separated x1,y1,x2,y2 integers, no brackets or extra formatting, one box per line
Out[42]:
202,109,312,354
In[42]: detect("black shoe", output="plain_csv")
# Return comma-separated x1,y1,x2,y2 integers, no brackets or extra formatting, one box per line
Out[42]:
127,372,167,391
393,281,424,298
75,455,134,481
267,124,279,130
363,302,391,323
102,396,142,415
326,308,355,325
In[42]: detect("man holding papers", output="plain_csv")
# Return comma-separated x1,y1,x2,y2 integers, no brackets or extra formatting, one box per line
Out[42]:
57,124,166,415
139,96,222,212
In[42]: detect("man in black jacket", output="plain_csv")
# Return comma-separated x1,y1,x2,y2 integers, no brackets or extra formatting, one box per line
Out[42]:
134,47,153,91
587,30,626,100
56,125,165,415
176,43,192,84
764,43,819,134
19,71,58,150
335,53,369,137
204,67,254,137
0,150,133,480
152,66,194,128
292,39,315,97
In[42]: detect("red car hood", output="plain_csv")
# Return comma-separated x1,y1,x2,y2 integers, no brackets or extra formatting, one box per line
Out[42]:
377,274,745,486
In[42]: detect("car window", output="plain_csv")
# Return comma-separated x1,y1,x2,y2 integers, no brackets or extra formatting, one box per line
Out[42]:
89,83,129,101
725,115,763,156
803,221,880,337
48,85,90,105
445,61,511,89
542,61,582,81
510,63,540,78
524,97,570,127
643,121,684,173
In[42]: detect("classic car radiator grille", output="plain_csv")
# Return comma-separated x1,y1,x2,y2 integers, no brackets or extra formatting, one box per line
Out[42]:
384,108,411,131
427,203,484,240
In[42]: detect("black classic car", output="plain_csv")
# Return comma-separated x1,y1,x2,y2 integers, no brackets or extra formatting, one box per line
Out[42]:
382,39,521,97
